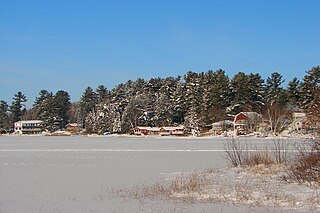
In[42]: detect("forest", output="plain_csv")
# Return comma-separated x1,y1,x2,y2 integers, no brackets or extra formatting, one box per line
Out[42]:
0,66,319,135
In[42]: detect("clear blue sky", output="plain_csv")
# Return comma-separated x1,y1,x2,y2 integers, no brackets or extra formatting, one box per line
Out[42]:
1,0,319,108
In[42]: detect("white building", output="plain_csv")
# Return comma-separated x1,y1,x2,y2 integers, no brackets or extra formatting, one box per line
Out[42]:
14,120,43,134
292,112,307,132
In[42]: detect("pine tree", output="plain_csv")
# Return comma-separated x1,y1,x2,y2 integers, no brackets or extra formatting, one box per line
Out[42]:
53,90,71,130
10,92,27,122
265,72,286,105
96,85,109,103
287,77,301,106
33,90,52,120
0,100,11,131
299,66,320,109
184,71,203,134
247,73,265,112
229,72,250,114
80,87,98,128
202,69,230,123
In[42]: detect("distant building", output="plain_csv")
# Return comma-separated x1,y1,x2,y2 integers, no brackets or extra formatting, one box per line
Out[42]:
133,127,160,135
292,112,307,132
65,123,81,133
159,126,184,136
133,126,184,136
234,112,263,135
211,120,234,136
14,120,43,134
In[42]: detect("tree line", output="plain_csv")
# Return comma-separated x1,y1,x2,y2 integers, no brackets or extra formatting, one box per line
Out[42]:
0,66,319,134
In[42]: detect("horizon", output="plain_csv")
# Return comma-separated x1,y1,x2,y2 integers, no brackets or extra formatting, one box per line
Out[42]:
1,0,319,108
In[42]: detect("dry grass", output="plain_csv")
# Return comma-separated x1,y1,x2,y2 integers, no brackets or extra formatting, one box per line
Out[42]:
109,170,213,203
243,151,274,167
108,137,320,211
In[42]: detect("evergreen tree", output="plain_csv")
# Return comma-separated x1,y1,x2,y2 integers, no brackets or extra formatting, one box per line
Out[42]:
247,73,265,112
184,71,203,134
33,90,52,120
287,77,301,106
96,85,109,103
80,87,98,128
0,100,11,131
265,72,286,105
53,90,71,130
38,93,55,131
229,72,250,114
299,66,320,109
202,69,230,123
10,92,27,122
155,77,179,126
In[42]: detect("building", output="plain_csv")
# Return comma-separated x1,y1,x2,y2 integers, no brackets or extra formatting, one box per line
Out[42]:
234,112,263,135
292,112,307,132
65,123,81,133
133,127,160,135
133,126,184,136
211,120,234,136
159,126,184,136
14,120,43,134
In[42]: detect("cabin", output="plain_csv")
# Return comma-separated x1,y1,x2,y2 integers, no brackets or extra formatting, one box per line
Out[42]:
211,120,234,136
159,126,184,136
14,120,43,134
133,126,184,136
65,123,81,133
234,112,263,135
133,127,160,135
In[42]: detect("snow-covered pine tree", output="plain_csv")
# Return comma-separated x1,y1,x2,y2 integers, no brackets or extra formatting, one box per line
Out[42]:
80,86,98,129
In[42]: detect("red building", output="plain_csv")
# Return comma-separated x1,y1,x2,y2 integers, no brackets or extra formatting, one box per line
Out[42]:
234,112,263,135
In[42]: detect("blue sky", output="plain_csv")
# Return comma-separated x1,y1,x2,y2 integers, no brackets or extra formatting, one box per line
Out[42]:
1,0,319,107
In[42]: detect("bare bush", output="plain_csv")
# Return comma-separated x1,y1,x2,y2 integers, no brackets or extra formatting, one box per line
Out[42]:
287,138,320,184
224,138,293,168
272,139,290,165
224,138,249,167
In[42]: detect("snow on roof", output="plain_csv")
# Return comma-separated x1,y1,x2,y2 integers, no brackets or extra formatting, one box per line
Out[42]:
161,126,184,131
66,123,79,127
135,126,160,131
212,120,234,126
15,120,43,124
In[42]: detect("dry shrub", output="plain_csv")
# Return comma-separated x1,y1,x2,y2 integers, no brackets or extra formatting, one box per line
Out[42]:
224,138,249,167
272,138,290,165
288,138,320,184
224,138,277,167
244,151,274,167
224,138,292,168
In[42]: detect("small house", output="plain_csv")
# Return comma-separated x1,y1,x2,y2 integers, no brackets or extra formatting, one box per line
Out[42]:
133,127,160,135
234,112,263,135
211,120,234,136
65,123,81,133
159,126,184,136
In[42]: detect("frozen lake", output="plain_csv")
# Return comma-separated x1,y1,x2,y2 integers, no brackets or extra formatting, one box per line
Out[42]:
0,136,301,212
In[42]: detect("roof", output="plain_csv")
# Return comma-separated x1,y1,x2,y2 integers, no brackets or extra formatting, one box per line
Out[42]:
15,120,43,124
239,112,262,118
66,123,80,127
212,120,234,126
135,127,161,131
161,126,184,131
234,112,263,124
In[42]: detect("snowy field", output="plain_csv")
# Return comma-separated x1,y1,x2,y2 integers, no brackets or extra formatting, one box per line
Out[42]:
0,136,308,212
